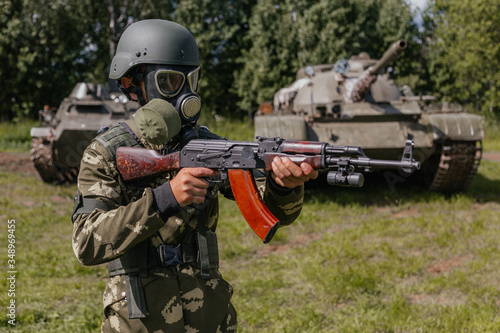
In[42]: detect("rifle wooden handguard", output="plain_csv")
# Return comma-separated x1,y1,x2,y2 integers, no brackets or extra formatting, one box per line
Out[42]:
228,169,280,243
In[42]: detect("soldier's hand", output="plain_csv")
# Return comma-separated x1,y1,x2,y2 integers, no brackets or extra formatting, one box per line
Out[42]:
270,156,318,188
170,168,219,207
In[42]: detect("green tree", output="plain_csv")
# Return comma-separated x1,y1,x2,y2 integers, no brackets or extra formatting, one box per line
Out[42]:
0,0,25,120
103,0,256,118
0,0,255,120
0,0,110,120
233,1,300,115
173,0,258,118
424,0,499,115
233,0,418,117
106,0,176,59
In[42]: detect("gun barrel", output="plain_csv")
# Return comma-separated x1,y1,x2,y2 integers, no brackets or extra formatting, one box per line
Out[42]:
370,39,407,75
359,159,420,171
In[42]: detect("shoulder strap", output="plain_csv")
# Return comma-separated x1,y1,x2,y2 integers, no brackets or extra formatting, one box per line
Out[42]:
94,122,143,161
72,123,143,222
91,123,150,319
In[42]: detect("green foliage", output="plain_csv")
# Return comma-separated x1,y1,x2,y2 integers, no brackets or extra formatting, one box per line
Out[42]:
0,119,37,152
0,0,255,120
0,0,498,121
172,0,258,119
423,0,500,114
483,115,500,151
198,113,255,141
0,0,109,120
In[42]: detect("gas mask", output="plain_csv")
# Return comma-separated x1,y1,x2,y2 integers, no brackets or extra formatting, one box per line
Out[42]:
144,64,202,125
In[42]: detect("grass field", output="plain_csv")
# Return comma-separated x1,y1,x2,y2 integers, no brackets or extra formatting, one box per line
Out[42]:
0,118,499,332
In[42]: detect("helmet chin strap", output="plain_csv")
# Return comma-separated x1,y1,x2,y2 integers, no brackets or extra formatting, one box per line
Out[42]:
137,81,148,106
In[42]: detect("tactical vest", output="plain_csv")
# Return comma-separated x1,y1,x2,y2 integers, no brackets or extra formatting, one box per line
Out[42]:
94,122,143,160
72,123,143,219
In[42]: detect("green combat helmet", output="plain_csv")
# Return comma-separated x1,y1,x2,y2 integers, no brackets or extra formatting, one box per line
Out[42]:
109,19,200,79
110,19,202,126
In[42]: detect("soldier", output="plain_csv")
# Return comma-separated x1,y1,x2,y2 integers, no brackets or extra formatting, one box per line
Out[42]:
72,19,318,332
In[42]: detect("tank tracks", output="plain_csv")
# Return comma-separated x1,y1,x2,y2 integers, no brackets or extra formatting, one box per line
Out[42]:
428,140,482,192
31,137,78,184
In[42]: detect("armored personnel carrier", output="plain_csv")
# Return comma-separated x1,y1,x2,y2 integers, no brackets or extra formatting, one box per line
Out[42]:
30,82,138,183
255,40,484,192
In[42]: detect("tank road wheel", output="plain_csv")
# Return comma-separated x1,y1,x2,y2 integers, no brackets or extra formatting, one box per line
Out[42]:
426,141,482,193
53,162,79,184
31,137,58,183
30,138,79,184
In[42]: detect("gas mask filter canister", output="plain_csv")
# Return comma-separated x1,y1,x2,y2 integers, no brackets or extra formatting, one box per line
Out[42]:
133,98,182,145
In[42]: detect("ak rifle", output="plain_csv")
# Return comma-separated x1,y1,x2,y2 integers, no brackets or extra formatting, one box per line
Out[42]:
117,136,420,243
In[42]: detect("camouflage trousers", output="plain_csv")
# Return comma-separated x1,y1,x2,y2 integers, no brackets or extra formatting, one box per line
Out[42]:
101,265,237,333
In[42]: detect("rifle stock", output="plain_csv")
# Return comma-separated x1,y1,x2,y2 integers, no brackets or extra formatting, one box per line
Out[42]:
117,148,180,181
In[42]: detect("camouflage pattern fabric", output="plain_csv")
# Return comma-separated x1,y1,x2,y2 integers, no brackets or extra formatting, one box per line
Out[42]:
72,121,304,332
101,266,237,332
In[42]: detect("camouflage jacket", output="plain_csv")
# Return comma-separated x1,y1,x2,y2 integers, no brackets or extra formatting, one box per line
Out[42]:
71,121,304,331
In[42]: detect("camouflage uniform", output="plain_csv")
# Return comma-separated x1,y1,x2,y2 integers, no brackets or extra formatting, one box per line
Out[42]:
72,120,304,332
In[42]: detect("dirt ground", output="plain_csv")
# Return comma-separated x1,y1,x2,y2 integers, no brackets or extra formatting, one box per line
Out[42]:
0,151,36,175
484,151,500,162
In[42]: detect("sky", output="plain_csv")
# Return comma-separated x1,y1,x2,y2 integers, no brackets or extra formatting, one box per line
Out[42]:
408,0,428,11
408,0,428,29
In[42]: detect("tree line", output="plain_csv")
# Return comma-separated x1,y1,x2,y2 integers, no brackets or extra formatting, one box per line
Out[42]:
0,0,498,122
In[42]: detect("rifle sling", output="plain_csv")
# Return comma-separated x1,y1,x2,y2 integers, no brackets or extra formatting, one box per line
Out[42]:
196,213,212,279
108,240,150,319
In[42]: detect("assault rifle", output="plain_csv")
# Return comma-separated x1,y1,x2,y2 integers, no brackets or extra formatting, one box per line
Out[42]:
116,137,420,243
